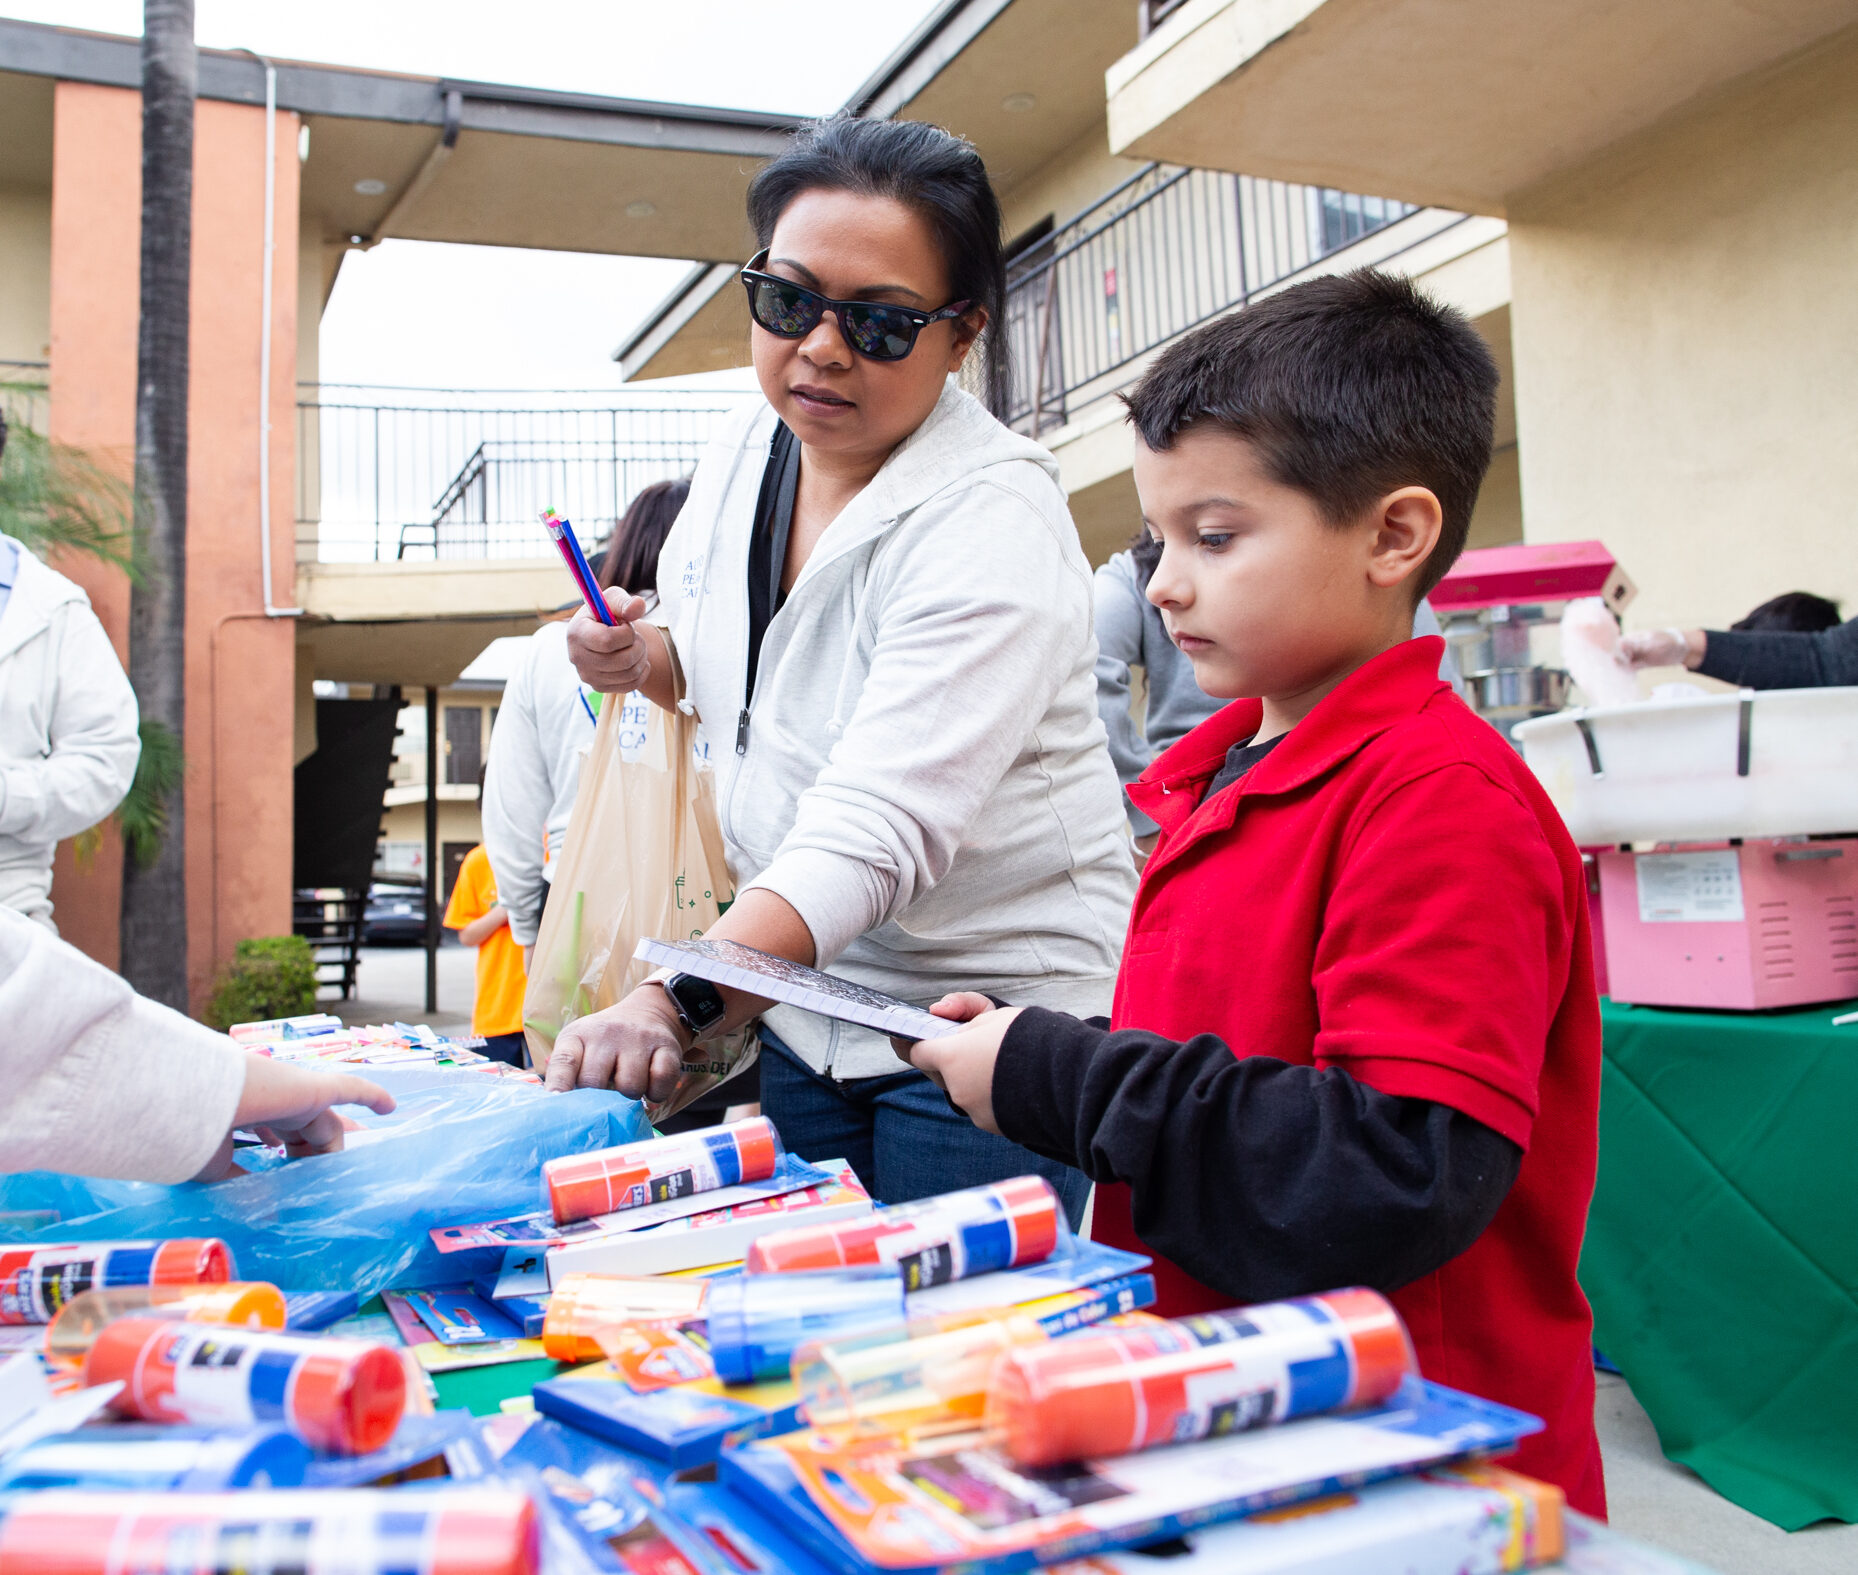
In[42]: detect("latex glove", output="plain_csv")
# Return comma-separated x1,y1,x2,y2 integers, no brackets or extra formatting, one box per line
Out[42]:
193,1056,396,1181
546,982,689,1103
565,588,652,694
1618,628,1703,669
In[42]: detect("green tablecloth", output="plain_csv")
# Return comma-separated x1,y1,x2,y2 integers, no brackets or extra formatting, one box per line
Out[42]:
1581,998,1858,1529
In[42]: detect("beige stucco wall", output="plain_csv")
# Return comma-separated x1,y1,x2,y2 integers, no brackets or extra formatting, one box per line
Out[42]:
997,126,1147,244
0,184,51,367
1508,25,1858,631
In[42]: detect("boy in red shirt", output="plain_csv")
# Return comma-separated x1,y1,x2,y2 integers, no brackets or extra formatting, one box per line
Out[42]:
904,270,1604,1515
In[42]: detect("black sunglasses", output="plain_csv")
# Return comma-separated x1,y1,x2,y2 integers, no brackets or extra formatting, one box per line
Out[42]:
739,250,973,362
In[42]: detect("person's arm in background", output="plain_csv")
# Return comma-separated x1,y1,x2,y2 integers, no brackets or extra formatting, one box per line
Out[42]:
482,641,552,952
0,603,140,846
457,905,508,948
1092,555,1161,843
0,910,392,1183
1621,617,1858,690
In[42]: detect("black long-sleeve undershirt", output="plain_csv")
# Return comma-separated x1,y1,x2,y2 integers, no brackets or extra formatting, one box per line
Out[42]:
993,1007,1522,1305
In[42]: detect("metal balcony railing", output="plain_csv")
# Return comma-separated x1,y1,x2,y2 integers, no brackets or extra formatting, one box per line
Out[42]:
295,390,736,562
994,165,1421,436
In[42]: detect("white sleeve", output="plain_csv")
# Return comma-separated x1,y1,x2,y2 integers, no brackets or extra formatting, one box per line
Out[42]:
0,604,141,843
743,479,1093,966
0,909,248,1183
483,639,551,947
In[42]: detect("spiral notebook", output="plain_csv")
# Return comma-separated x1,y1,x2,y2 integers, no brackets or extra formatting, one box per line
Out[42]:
632,937,961,1042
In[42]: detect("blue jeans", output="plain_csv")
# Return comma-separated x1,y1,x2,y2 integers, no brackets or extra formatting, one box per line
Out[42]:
758,1031,1090,1230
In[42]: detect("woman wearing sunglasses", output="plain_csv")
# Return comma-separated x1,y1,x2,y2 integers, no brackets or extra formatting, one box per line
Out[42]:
552,116,1134,1222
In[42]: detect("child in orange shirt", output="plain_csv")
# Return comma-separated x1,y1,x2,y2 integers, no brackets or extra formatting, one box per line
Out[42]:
443,843,528,1066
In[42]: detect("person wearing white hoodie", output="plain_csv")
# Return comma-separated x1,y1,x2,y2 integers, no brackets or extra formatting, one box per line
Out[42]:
549,118,1136,1221
0,532,142,930
0,907,393,1183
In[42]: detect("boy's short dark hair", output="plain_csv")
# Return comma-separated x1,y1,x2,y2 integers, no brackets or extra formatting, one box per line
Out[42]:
1122,269,1498,598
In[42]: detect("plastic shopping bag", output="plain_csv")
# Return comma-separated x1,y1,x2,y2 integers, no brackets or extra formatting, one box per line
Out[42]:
523,692,757,1122
0,1067,652,1298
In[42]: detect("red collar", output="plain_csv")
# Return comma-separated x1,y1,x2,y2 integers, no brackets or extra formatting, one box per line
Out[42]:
1128,637,1451,835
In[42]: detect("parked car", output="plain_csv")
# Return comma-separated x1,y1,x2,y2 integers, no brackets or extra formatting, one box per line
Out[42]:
362,882,428,945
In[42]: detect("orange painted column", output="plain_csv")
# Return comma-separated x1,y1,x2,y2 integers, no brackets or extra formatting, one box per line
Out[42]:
47,82,139,971
46,82,300,1008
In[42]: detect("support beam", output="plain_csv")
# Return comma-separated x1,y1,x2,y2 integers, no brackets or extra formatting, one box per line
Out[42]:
424,684,439,1016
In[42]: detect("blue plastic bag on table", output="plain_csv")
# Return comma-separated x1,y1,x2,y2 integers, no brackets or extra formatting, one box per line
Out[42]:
0,1067,650,1298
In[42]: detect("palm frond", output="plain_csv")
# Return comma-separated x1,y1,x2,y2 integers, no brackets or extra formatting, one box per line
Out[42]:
119,718,185,869
0,398,142,584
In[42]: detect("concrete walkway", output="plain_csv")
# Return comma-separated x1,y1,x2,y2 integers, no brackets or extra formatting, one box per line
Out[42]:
326,943,476,1034
1597,1373,1857,1573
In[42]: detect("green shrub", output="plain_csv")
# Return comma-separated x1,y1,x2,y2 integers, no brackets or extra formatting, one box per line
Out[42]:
203,935,319,1031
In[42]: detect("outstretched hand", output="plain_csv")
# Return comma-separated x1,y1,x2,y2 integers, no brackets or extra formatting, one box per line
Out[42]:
193,1055,396,1181
891,992,1022,1135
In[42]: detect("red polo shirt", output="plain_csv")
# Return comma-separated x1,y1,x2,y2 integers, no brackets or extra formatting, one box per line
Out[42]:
1094,636,1604,1516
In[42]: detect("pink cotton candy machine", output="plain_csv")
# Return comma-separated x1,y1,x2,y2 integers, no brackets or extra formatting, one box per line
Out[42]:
1432,541,1637,738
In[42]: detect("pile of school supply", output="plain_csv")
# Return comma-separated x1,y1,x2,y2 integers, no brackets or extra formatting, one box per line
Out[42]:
0,1108,1726,1575
230,1013,536,1078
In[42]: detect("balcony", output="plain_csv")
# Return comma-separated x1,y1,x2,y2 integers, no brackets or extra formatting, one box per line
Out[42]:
991,163,1423,440
294,387,735,564
290,385,744,687
1104,0,1858,215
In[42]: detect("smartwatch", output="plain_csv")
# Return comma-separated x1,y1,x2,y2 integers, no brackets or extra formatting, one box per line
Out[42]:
660,972,726,1042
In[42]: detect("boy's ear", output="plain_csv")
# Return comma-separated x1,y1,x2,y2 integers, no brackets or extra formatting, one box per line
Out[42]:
1366,487,1443,592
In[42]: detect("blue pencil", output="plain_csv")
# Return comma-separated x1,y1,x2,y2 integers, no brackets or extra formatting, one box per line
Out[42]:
543,509,617,626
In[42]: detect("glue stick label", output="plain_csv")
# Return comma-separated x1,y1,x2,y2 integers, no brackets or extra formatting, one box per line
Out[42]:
0,1246,122,1325
157,1327,278,1426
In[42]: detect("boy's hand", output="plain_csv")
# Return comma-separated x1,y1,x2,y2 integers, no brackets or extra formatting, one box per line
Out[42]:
193,1056,396,1181
892,993,1022,1135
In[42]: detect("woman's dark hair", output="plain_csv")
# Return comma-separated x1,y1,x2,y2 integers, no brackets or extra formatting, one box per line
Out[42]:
1730,591,1842,633
1129,527,1162,588
599,476,690,595
746,116,1007,402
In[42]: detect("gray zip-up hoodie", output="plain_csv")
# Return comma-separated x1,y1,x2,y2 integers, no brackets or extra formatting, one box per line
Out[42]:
655,382,1137,1079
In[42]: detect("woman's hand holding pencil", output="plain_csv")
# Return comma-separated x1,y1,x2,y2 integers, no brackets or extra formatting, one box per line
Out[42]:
568,588,655,694
543,507,675,709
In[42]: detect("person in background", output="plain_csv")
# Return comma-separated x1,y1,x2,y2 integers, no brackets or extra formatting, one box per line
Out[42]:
483,477,689,962
0,907,393,1182
0,531,141,930
442,814,528,1067
1620,595,1858,688
1095,533,1462,862
1730,590,1841,633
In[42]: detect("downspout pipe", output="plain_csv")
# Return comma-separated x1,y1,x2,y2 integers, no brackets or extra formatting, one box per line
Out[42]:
238,48,302,619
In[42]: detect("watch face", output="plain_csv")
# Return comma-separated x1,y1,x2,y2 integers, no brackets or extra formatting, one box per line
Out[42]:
667,973,726,1033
